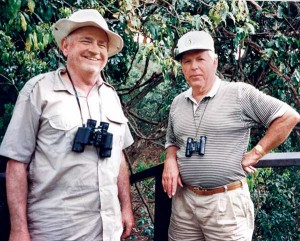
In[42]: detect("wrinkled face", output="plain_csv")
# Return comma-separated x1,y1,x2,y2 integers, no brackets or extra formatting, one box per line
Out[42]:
61,26,109,75
181,50,218,90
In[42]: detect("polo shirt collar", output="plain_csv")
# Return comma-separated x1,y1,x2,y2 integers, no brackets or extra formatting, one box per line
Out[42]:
185,76,221,103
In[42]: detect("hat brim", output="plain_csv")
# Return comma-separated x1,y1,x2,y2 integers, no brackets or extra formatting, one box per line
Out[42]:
53,19,123,57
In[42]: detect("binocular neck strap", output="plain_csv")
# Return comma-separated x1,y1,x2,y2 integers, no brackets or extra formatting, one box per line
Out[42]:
66,68,84,126
192,98,210,139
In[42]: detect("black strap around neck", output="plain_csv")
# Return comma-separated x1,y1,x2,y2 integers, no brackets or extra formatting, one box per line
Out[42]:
66,68,84,126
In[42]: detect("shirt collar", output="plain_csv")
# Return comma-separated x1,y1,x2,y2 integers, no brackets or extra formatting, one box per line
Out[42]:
53,67,69,92
185,76,221,103
53,67,105,95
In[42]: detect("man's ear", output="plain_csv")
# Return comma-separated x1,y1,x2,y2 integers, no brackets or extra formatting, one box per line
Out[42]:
61,37,69,57
214,54,218,65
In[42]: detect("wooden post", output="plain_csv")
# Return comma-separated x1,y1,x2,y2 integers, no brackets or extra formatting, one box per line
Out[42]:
153,165,172,241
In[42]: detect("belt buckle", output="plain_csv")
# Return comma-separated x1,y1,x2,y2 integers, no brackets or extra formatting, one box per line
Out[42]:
193,185,205,191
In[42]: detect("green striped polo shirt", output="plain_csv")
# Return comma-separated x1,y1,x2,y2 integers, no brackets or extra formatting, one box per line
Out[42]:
165,77,288,188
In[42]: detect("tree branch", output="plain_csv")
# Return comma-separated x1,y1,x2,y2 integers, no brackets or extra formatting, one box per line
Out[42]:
127,116,166,141
247,0,262,10
125,73,164,109
220,27,300,108
128,110,160,125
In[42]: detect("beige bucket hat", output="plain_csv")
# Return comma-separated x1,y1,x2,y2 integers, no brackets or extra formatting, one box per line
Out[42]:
53,9,123,57
175,31,215,60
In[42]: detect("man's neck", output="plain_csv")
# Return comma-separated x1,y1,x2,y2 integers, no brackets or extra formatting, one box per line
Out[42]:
64,68,100,97
192,76,216,102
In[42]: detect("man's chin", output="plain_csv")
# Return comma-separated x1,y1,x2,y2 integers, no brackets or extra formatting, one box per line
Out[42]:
82,65,103,74
188,80,204,87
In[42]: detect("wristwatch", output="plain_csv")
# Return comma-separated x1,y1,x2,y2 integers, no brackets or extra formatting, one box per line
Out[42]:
254,144,266,156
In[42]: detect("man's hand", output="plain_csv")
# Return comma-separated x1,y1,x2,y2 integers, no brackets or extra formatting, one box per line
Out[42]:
241,148,261,174
242,108,300,174
121,207,134,239
162,146,182,198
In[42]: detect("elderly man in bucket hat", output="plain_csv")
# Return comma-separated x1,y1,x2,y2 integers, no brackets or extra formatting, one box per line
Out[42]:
0,9,134,241
162,30,300,241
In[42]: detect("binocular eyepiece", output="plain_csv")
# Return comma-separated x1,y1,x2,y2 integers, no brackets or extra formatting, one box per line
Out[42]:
72,119,113,158
185,136,206,157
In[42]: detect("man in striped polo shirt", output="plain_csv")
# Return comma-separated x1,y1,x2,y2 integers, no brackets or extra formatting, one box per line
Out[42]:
162,31,300,241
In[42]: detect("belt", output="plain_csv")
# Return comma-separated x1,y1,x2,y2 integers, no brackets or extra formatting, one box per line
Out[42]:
186,179,244,196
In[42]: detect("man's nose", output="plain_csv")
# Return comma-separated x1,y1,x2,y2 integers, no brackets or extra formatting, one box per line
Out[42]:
89,42,103,53
191,61,199,70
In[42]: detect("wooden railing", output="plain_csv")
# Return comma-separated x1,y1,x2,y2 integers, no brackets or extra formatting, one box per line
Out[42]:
1,152,300,241
130,152,300,241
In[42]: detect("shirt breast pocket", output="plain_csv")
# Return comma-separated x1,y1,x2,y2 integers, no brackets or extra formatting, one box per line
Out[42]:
40,115,79,148
104,113,128,149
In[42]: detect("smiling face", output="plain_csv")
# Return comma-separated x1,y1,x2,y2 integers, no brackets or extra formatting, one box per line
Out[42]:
181,50,218,94
61,26,109,77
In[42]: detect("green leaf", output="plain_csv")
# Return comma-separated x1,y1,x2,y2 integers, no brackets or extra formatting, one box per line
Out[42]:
201,15,213,28
233,27,247,47
245,22,255,34
33,31,38,50
277,5,284,19
227,12,236,25
145,21,160,39
8,0,22,20
192,15,204,29
20,13,27,32
263,48,277,59
28,0,35,13
43,33,50,47
290,53,299,66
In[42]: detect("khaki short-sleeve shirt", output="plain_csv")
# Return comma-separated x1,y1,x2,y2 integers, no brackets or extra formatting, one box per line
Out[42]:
0,67,133,241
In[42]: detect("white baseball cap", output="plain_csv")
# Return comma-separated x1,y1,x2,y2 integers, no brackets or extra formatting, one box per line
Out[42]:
53,9,123,57
175,31,215,60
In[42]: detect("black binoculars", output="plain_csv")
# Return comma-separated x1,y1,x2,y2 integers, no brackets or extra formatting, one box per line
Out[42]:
185,136,206,157
72,119,113,158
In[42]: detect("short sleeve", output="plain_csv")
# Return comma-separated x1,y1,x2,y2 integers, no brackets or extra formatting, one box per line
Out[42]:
165,100,177,149
239,84,288,128
123,123,134,149
0,89,41,163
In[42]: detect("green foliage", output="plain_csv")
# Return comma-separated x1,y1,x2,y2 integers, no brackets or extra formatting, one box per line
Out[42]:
249,167,300,241
133,160,156,240
0,1,299,240
135,160,156,200
136,214,154,239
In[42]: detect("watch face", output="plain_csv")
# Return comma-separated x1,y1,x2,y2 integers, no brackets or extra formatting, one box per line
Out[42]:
254,145,265,156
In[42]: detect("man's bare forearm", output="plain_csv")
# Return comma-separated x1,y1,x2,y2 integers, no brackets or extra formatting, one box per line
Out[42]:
242,108,300,171
165,145,179,163
117,152,132,210
162,145,182,197
117,152,134,238
6,160,29,233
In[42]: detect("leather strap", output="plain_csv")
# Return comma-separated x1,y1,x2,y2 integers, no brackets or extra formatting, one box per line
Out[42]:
186,179,244,196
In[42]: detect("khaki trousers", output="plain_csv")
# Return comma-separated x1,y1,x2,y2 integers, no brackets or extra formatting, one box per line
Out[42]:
168,181,254,241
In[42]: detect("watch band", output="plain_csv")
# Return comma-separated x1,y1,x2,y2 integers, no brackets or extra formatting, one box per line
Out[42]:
254,144,266,156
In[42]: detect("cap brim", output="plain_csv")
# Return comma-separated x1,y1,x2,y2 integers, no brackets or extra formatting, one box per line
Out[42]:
53,19,123,57
175,48,212,61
